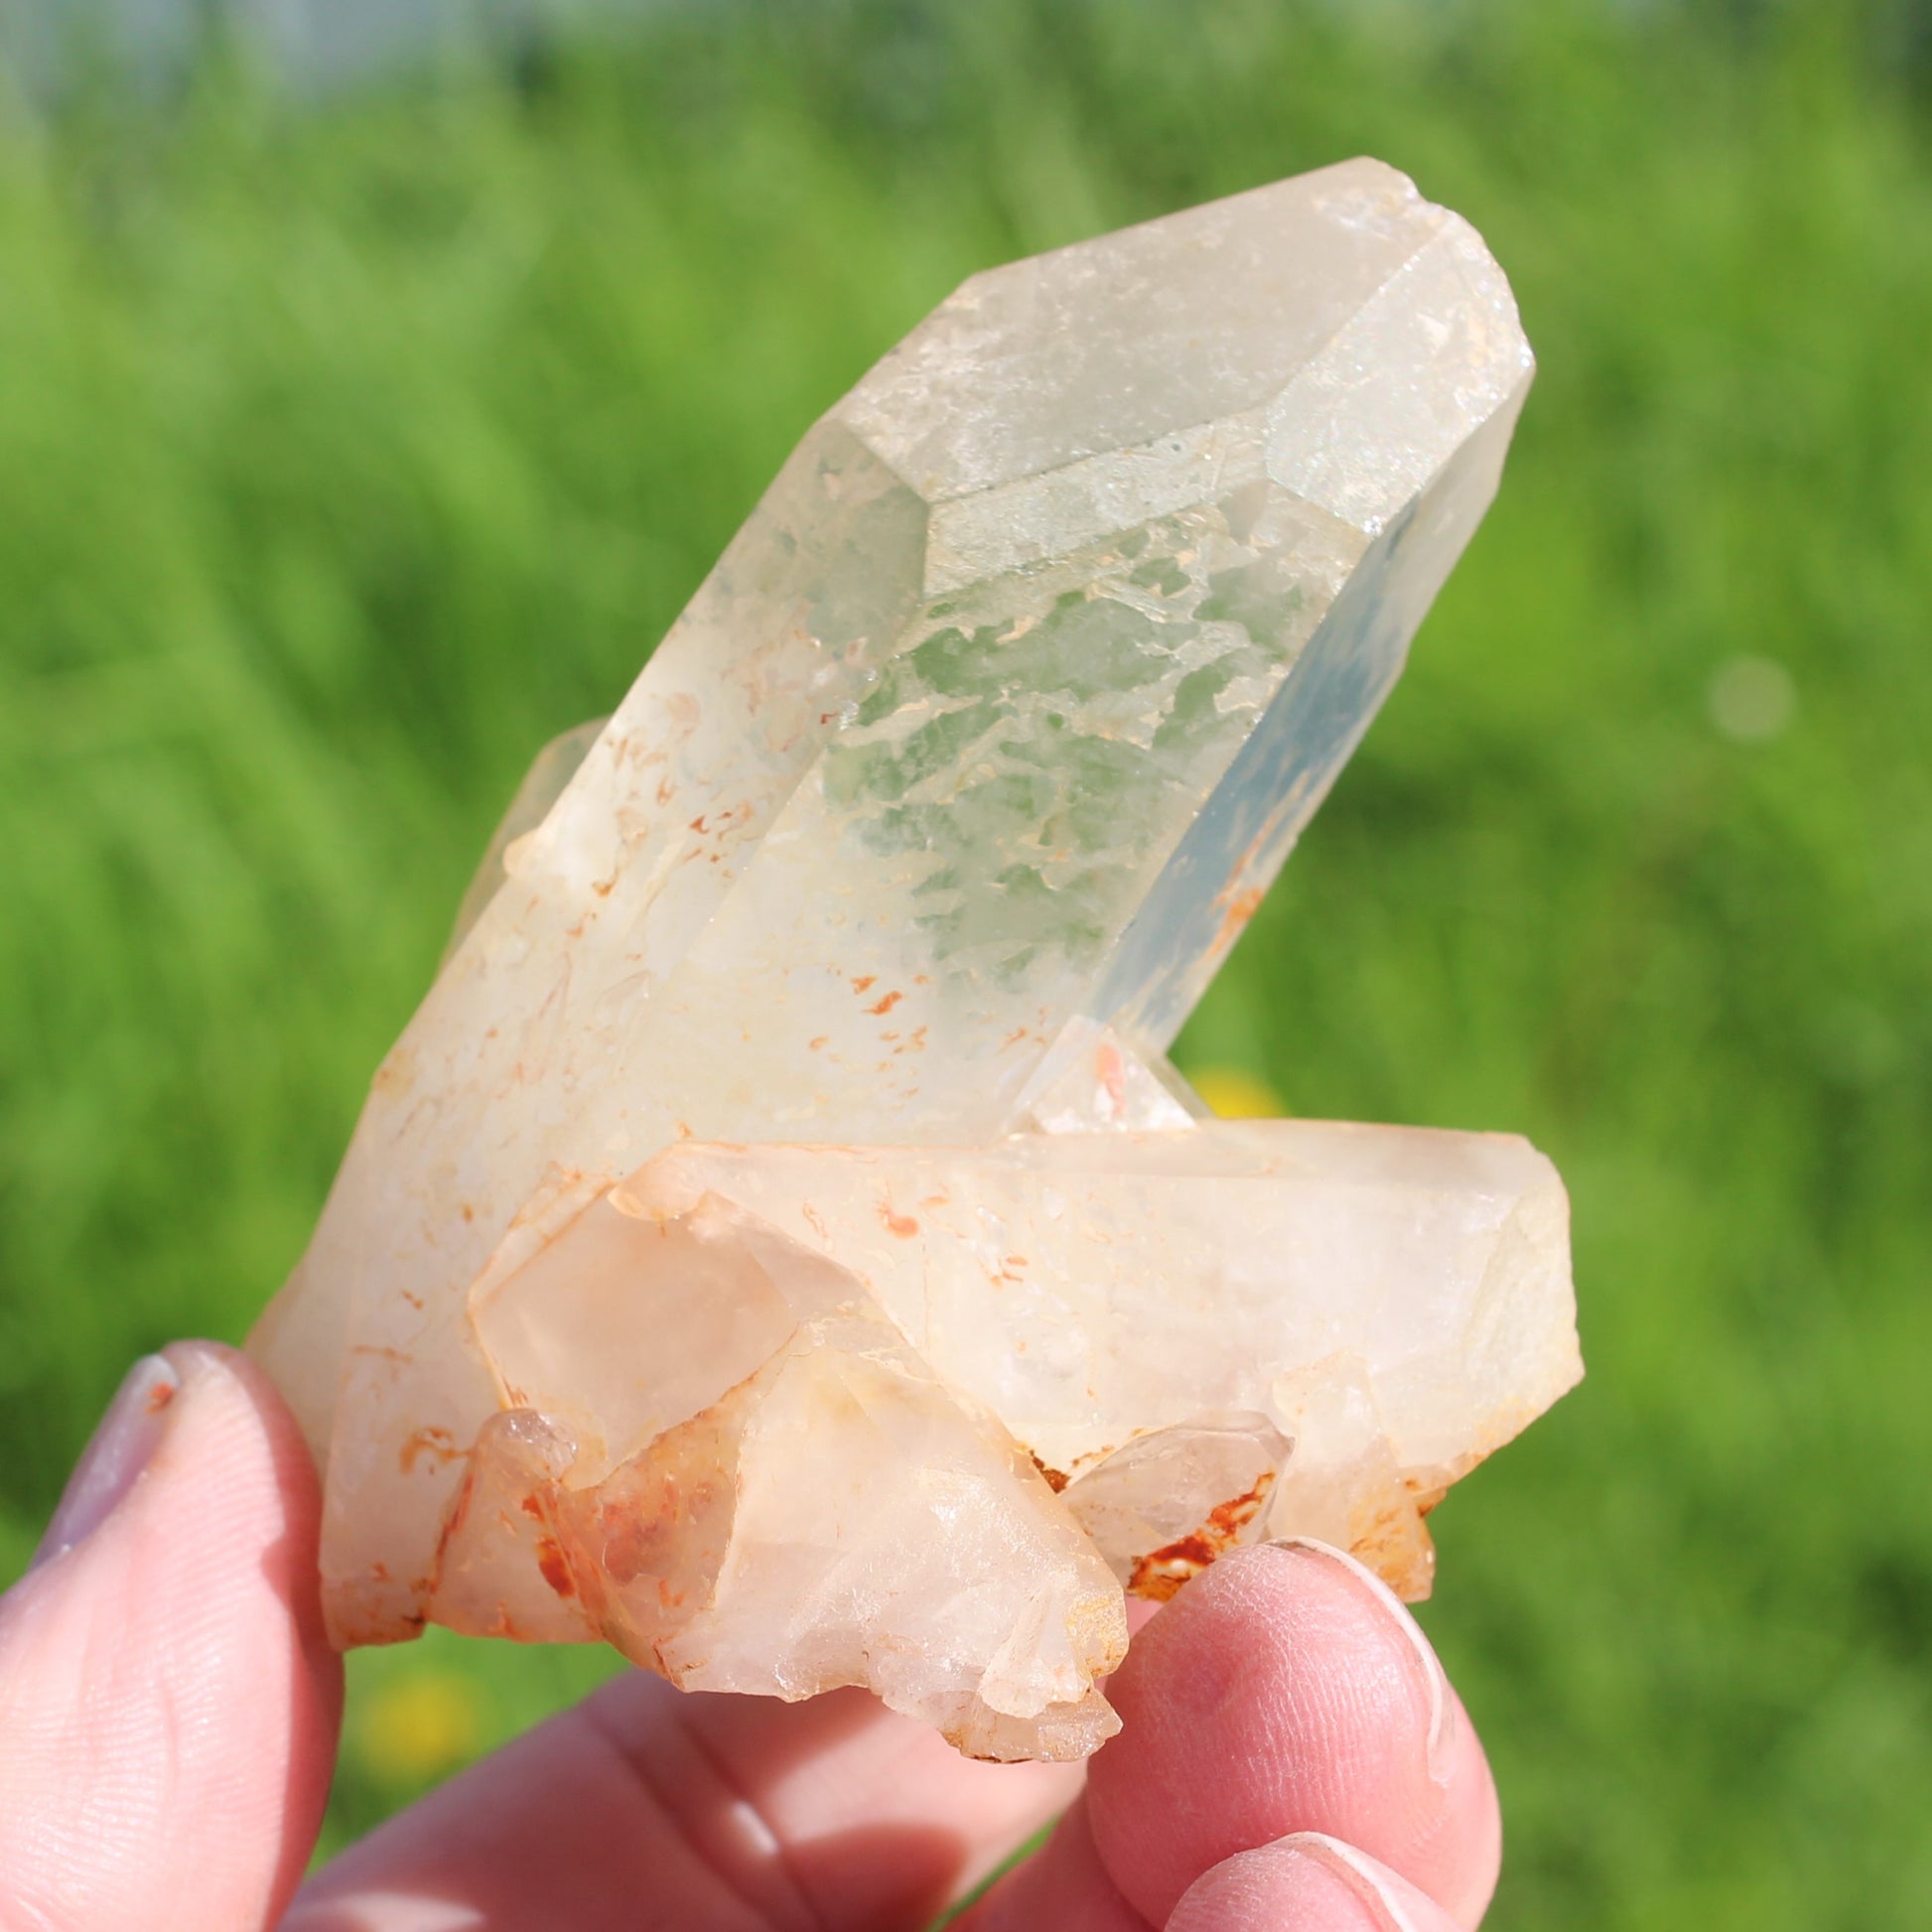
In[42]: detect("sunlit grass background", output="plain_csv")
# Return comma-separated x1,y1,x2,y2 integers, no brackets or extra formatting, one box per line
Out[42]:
2,1,1928,1923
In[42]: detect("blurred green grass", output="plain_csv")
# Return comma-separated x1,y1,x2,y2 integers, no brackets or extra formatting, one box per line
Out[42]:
1,0,1929,1922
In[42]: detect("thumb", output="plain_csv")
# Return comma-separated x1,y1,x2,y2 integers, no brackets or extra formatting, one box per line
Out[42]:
0,1341,344,1932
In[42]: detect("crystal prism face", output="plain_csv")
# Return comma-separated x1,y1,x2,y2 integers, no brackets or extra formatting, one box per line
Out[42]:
250,157,1571,1759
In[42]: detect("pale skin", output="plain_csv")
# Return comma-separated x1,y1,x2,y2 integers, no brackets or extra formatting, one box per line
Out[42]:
0,1343,1503,1930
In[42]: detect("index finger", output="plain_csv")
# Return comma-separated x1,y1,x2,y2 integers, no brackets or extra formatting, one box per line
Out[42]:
964,1540,1503,1930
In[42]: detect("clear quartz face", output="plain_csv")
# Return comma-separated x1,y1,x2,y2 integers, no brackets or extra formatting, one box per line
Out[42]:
251,157,1576,1760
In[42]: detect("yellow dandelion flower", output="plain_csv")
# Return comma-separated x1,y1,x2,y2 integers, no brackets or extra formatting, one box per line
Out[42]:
1188,1064,1287,1120
355,1669,486,1784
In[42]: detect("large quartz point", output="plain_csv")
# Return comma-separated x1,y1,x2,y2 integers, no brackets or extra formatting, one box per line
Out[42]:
251,157,1575,1760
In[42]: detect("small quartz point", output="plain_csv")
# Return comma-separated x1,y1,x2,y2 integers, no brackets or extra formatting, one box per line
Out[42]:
251,158,1576,1761
444,717,608,963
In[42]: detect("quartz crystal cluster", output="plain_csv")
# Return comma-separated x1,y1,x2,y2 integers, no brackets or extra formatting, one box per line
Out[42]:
251,158,1581,1761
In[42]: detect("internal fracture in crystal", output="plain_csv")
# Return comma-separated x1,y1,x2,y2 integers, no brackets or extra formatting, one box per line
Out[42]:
251,157,1576,1761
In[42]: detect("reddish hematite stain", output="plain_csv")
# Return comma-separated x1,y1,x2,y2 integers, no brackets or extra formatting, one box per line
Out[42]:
536,1536,576,1599
399,1426,463,1475
1128,1473,1277,1602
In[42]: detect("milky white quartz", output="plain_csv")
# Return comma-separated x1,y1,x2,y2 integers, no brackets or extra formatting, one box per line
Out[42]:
250,157,1575,1760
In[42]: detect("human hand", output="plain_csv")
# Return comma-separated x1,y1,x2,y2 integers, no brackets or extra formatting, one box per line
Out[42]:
0,1341,1501,1930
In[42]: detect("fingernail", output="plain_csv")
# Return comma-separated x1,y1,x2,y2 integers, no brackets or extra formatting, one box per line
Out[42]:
33,1354,183,1567
1278,1834,1425,1931
1270,1537,1457,1785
